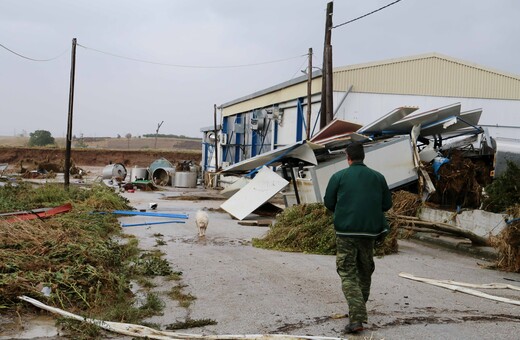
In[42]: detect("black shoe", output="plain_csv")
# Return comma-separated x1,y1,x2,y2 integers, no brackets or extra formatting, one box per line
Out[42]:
344,321,364,334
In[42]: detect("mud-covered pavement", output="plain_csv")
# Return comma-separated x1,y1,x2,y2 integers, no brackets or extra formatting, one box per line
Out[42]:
2,183,519,340
113,188,520,339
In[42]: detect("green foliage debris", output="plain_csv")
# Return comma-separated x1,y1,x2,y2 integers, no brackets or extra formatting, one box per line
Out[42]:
168,284,196,308
483,161,520,213
253,203,336,255
0,182,170,336
253,202,399,256
166,318,217,330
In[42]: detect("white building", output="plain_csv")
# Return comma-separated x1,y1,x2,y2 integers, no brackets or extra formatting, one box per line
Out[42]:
204,53,520,170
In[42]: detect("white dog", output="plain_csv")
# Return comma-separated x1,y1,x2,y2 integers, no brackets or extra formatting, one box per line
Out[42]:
195,210,209,237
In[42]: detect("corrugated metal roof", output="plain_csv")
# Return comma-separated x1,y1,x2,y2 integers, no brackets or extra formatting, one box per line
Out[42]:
220,53,520,117
333,53,520,99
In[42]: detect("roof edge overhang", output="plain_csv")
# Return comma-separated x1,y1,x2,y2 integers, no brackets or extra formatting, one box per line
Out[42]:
334,52,520,80
219,70,323,109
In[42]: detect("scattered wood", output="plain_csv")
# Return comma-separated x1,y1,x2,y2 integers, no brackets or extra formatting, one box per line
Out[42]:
19,295,347,340
389,214,490,246
400,226,455,237
399,272,520,306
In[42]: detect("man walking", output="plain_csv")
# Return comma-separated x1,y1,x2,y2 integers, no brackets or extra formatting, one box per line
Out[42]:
324,142,392,334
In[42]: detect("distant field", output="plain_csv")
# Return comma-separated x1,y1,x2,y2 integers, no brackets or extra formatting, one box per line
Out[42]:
0,136,201,151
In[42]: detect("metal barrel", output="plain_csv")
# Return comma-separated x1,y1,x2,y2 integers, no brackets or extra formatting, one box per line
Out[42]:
174,171,197,188
129,166,148,182
149,158,175,186
102,163,127,180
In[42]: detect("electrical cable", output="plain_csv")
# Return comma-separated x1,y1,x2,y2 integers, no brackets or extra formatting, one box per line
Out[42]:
289,55,309,79
77,43,307,69
333,0,404,29
0,42,69,62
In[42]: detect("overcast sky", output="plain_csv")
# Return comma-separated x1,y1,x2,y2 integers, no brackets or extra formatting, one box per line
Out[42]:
1,0,519,138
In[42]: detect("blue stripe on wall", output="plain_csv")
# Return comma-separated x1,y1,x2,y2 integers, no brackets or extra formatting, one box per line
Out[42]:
296,98,303,141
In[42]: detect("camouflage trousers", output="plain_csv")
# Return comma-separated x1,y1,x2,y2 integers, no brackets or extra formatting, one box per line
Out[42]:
335,236,375,324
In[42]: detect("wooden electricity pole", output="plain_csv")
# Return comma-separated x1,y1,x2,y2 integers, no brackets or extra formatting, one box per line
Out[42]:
154,121,164,149
320,1,333,129
64,38,77,189
306,47,313,140
213,104,218,172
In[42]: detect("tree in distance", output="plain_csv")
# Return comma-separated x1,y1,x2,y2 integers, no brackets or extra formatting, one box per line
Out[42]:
28,130,55,147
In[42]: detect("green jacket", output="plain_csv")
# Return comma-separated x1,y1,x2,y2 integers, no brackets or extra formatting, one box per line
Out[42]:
324,162,392,238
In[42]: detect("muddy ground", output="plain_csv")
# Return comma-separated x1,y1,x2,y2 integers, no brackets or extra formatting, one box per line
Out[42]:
0,146,202,171
1,169,519,339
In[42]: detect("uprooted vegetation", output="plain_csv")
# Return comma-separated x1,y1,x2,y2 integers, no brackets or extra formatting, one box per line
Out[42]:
0,183,178,337
482,161,520,213
252,191,423,257
424,150,493,209
490,204,520,273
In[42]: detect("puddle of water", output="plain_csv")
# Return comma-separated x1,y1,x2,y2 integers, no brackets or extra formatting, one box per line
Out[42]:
0,315,59,339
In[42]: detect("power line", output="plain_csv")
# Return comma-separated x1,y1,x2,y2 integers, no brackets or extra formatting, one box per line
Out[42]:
332,0,404,29
0,42,69,61
77,43,307,69
289,55,309,79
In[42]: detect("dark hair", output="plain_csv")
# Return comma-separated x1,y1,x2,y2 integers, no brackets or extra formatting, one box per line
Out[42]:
346,142,365,161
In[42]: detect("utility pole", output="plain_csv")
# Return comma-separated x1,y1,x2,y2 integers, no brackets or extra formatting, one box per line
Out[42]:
213,104,218,172
64,38,77,189
154,121,164,149
320,1,333,129
306,47,313,140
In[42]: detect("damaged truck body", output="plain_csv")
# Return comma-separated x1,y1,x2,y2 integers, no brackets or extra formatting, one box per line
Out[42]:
216,102,515,225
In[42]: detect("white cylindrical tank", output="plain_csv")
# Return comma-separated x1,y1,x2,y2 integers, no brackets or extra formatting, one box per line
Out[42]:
129,166,148,182
174,171,197,188
102,163,127,180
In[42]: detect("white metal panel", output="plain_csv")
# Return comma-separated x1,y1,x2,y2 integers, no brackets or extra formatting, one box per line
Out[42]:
313,136,418,201
276,106,298,146
420,109,482,136
220,166,289,220
220,140,323,174
295,178,318,204
390,103,462,132
338,92,520,141
494,138,520,177
358,107,419,134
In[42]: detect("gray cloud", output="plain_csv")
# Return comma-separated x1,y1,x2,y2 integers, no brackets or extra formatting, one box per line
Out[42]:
1,0,519,138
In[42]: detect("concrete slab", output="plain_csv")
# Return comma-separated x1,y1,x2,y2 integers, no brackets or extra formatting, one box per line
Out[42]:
419,207,508,237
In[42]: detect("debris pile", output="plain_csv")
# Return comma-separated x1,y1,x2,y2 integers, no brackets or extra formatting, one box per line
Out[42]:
389,190,423,216
0,183,140,314
253,203,336,255
490,205,520,273
425,151,492,209
253,198,408,256
482,161,520,213
382,190,424,253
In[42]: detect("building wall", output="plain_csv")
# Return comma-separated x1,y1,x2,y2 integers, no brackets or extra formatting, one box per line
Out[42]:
334,92,520,140
216,54,520,168
333,54,520,100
